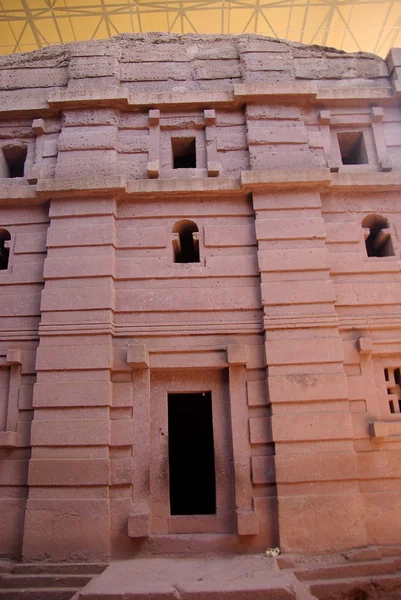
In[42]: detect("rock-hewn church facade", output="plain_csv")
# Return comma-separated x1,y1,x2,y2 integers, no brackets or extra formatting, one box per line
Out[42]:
1,34,401,572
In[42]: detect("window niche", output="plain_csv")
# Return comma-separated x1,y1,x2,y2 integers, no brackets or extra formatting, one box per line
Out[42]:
172,220,200,264
172,137,197,169
0,229,11,270
384,367,401,414
362,214,394,258
337,132,368,165
320,110,388,172
1,144,27,178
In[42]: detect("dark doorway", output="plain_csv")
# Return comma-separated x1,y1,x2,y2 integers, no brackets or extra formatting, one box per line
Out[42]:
168,392,216,515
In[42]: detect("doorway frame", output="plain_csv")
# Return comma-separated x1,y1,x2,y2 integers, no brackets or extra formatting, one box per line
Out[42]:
126,343,259,539
150,370,235,534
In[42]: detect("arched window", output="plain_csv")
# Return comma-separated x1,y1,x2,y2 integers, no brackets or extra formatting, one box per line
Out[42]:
172,220,200,263
0,229,11,270
362,214,394,258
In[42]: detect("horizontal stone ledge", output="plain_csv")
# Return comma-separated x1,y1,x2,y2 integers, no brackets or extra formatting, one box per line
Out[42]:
0,85,397,117
36,176,126,197
264,315,339,330
125,344,251,370
234,81,318,102
0,184,38,202
316,86,394,104
243,170,401,192
49,88,234,109
330,171,401,191
113,322,263,338
1,169,400,202
149,350,229,370
0,96,49,116
48,88,130,108
241,168,331,189
128,90,233,107
126,177,241,195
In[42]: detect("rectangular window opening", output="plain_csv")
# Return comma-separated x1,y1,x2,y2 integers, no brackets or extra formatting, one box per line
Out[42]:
389,400,395,413
384,368,389,381
172,137,196,169
337,132,368,165
2,145,27,178
168,392,216,516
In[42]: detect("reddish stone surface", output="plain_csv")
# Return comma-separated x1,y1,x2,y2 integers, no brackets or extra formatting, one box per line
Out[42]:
72,555,299,600
0,33,401,577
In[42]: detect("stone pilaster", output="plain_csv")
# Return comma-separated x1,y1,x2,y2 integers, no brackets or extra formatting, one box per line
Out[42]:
22,197,116,562
253,189,367,553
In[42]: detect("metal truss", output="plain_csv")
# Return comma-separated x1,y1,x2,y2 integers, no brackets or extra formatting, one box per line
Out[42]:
0,0,400,56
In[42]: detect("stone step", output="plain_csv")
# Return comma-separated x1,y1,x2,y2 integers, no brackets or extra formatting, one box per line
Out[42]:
74,555,299,600
294,558,397,581
142,533,239,555
309,573,401,600
13,564,106,575
0,588,77,600
0,565,12,575
0,574,93,589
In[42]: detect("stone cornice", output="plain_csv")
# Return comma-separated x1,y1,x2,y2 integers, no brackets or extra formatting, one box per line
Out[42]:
36,176,126,198
329,171,401,191
0,83,397,118
2,169,401,203
241,168,331,190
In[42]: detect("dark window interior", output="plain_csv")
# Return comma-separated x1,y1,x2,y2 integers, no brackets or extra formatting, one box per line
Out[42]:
168,392,216,516
172,137,196,169
363,215,394,258
2,145,27,178
0,229,11,270
173,220,200,263
384,367,401,414
337,132,368,165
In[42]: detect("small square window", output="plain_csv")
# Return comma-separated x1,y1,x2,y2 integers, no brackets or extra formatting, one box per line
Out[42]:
337,132,368,165
2,145,27,178
172,137,196,169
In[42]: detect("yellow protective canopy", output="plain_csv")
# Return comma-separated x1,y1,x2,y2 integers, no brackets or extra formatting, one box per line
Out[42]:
0,0,399,57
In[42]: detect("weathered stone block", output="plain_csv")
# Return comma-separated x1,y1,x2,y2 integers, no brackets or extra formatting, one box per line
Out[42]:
127,513,149,538
127,343,149,368
236,510,259,536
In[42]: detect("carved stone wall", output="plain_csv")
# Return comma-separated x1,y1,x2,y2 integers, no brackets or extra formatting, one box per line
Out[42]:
0,33,401,561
